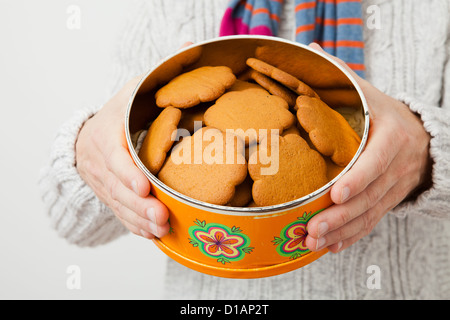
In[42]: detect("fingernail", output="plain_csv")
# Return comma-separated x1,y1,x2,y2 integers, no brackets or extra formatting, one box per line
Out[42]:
131,179,139,195
337,241,343,251
317,222,329,238
341,186,350,203
316,237,326,250
147,207,156,223
149,222,159,237
140,229,150,239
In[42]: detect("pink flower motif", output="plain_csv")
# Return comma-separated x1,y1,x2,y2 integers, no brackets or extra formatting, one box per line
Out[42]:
282,221,308,253
195,227,245,259
189,220,253,264
273,211,323,259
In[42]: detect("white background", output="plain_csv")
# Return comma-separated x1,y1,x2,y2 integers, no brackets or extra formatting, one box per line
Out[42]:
0,0,168,299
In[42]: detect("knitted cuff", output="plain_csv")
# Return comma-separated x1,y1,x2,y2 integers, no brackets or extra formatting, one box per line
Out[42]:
390,93,450,220
38,105,128,247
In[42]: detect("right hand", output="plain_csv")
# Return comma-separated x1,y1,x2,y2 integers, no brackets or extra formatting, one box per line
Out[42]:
75,76,170,240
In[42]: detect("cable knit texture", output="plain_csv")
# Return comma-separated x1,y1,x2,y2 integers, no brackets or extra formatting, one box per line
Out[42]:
39,0,450,299
38,105,128,246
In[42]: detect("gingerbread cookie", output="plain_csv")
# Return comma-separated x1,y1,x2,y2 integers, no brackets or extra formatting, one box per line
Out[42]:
227,175,253,207
225,79,289,109
314,87,362,110
246,69,298,108
155,66,236,109
296,96,361,167
254,43,353,88
203,80,295,145
157,127,247,205
295,121,346,180
247,201,259,207
248,134,328,206
282,125,301,137
177,102,210,133
139,45,203,94
246,58,319,98
138,107,182,175
186,40,256,75
236,68,253,82
324,156,345,181
226,78,269,94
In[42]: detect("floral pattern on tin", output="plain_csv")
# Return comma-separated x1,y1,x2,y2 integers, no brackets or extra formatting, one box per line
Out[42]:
272,210,324,260
188,219,253,265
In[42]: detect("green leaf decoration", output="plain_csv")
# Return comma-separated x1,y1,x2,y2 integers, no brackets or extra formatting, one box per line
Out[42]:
188,238,198,247
217,257,230,265
194,219,206,228
298,209,325,223
290,252,302,260
231,226,242,233
242,247,254,254
272,236,284,245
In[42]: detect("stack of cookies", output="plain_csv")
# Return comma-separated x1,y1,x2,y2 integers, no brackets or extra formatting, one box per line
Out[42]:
138,57,362,207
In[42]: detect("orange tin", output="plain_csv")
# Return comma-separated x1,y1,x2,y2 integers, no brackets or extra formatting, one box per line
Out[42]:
125,36,369,279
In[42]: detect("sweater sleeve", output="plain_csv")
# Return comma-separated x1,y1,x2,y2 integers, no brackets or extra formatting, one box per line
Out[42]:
390,28,450,220
390,94,450,220
38,105,129,246
38,1,169,247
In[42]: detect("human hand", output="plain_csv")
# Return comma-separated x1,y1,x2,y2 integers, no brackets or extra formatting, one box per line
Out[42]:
75,76,170,239
305,43,432,253
76,42,196,240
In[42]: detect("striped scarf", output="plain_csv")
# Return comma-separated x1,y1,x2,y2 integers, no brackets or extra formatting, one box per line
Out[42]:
219,0,365,78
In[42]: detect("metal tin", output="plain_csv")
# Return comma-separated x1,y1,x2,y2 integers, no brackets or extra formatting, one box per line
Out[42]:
125,35,370,279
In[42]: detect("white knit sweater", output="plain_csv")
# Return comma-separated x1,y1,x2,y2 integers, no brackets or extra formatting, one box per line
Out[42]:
39,0,450,299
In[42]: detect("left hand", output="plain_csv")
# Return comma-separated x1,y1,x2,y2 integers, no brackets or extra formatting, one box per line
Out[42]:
305,43,432,253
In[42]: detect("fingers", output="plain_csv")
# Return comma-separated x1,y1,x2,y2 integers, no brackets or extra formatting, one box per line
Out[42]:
306,173,413,253
102,40,194,198
307,167,394,238
92,143,170,239
115,205,170,240
103,170,170,237
305,199,380,253
304,42,430,255
75,67,177,241
77,145,170,239
330,115,403,205
313,182,401,254
87,126,170,239
90,108,151,198
103,143,151,198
